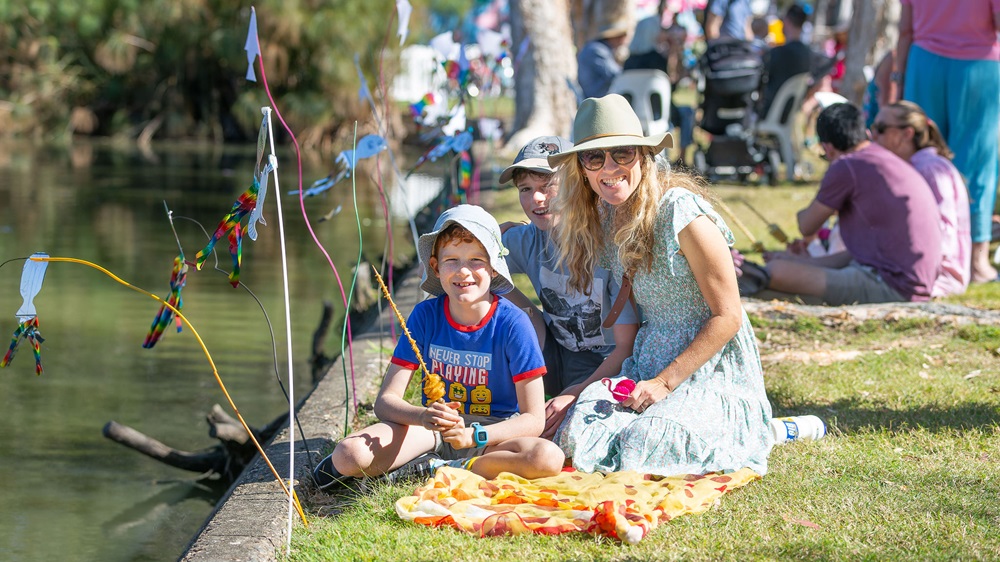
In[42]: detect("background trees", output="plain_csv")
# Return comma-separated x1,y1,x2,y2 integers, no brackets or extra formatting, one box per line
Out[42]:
0,0,415,146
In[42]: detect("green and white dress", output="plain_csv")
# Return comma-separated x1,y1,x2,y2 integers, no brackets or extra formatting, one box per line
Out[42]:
556,188,774,476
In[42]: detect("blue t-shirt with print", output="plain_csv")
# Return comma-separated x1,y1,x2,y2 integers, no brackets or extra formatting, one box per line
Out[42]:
390,294,546,418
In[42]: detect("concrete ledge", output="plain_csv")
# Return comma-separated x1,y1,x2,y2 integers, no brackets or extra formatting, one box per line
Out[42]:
181,270,425,562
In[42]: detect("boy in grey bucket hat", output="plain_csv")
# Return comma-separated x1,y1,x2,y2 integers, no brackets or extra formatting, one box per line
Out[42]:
313,204,564,492
499,136,639,433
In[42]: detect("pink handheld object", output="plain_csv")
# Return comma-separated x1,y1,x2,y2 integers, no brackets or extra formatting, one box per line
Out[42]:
602,378,636,403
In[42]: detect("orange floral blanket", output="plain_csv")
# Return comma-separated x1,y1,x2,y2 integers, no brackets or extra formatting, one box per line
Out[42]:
395,466,760,543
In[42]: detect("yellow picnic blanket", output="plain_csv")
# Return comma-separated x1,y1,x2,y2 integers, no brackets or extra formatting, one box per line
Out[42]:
395,466,760,543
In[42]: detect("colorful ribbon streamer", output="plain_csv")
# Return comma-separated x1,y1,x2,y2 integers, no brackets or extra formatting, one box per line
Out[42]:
1,317,44,375
142,255,189,349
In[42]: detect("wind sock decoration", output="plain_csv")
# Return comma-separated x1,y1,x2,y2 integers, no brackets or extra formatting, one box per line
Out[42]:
455,150,473,203
247,110,275,241
244,7,260,81
195,181,257,287
2,253,49,374
409,93,438,120
142,255,189,349
292,134,388,198
196,111,274,286
396,0,412,46
406,130,473,178
442,43,471,91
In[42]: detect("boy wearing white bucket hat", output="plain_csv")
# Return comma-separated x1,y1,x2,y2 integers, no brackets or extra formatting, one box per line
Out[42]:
314,205,564,491
499,136,639,436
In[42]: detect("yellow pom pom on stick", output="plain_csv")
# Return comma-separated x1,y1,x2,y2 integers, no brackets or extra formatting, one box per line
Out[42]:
371,266,445,404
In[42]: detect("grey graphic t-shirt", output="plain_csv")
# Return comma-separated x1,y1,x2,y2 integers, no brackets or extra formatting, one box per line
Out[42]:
502,225,637,355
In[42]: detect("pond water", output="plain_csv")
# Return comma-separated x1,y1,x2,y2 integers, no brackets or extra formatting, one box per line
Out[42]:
0,140,451,561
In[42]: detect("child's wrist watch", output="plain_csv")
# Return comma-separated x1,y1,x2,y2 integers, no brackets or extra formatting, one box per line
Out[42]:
470,422,488,446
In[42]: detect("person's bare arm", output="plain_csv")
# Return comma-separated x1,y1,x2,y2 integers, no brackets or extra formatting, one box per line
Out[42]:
441,376,547,448
797,199,836,237
875,51,896,108
374,363,462,430
541,322,639,438
704,12,722,40
890,4,913,103
621,216,743,411
503,286,535,310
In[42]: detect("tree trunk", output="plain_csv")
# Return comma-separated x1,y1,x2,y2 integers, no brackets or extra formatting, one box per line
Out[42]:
872,1,900,65
507,0,579,147
840,0,884,106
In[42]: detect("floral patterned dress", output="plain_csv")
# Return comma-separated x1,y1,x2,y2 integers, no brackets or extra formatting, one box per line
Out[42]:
556,188,774,476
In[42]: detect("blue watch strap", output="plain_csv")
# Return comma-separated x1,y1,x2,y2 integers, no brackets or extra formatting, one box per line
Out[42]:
470,422,488,446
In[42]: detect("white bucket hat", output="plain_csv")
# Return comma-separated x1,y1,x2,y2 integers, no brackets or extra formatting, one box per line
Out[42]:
417,204,514,296
547,94,673,167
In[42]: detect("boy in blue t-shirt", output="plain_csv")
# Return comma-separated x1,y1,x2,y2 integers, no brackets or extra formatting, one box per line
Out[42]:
314,205,564,491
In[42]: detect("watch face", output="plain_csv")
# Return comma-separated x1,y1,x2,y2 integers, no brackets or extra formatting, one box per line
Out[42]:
472,423,487,446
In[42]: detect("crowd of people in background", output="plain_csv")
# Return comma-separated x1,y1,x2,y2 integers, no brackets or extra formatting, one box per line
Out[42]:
569,0,998,303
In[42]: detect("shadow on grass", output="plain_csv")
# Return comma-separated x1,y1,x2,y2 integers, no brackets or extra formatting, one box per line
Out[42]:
768,392,1000,434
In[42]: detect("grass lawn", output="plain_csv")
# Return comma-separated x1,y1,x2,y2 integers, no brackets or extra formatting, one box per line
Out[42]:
289,182,1000,561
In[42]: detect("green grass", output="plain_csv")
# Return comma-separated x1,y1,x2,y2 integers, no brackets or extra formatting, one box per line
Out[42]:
291,313,1000,561
289,184,1000,561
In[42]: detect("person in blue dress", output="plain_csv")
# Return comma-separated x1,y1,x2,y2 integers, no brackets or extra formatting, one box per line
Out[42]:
546,94,774,477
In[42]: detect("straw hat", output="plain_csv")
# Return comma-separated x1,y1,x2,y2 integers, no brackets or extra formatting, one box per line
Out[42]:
417,204,514,297
595,20,630,40
547,94,673,167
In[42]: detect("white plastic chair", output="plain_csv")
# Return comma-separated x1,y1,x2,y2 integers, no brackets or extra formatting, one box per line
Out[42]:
609,69,672,138
754,72,811,181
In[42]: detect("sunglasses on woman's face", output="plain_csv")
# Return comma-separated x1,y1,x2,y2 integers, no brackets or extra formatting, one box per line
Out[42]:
871,121,907,135
578,146,639,171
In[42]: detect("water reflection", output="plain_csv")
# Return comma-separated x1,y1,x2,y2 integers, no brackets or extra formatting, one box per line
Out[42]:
0,140,443,562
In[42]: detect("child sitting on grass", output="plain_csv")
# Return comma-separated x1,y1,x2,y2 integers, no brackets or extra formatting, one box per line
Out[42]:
313,205,565,491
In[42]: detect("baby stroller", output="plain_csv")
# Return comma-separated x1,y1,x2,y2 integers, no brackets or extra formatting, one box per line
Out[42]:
691,38,780,185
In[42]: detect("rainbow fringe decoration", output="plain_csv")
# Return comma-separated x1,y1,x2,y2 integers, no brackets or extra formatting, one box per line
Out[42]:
409,93,437,118
1,317,44,375
457,150,472,200
195,177,259,287
142,255,189,349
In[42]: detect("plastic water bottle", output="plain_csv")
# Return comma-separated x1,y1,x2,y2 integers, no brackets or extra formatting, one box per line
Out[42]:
769,415,826,445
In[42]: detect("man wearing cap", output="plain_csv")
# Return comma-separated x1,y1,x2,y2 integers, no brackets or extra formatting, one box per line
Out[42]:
577,21,630,99
498,136,639,436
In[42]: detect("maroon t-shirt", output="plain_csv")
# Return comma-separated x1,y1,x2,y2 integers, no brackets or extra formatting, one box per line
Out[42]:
816,143,941,301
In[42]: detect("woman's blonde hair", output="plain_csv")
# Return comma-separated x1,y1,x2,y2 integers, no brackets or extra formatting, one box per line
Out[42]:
888,101,954,159
551,148,712,294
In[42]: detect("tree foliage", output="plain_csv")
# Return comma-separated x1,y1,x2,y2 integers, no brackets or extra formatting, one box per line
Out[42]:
0,0,419,145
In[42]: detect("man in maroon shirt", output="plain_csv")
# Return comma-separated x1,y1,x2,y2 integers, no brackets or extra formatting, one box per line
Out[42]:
762,103,941,305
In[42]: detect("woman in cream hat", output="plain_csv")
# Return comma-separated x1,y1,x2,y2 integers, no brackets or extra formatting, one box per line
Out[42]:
545,94,774,477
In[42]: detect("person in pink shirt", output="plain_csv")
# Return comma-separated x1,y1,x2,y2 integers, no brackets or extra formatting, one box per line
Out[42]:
873,101,971,298
892,0,1000,283
763,103,941,305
